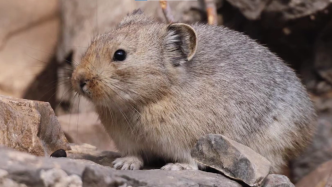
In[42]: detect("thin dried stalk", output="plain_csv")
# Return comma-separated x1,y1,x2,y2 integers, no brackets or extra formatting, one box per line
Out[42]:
204,0,218,25
160,0,175,23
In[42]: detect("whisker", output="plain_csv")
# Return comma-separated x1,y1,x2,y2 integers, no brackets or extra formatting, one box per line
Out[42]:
76,93,81,137
58,66,74,71
68,92,79,135
102,88,135,135
35,79,71,102
41,78,70,90
110,84,142,117
53,86,73,111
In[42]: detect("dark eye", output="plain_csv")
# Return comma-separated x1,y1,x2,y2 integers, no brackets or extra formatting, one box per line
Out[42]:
113,49,126,61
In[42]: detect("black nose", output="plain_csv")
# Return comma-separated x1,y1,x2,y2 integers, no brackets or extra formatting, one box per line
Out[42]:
80,80,87,90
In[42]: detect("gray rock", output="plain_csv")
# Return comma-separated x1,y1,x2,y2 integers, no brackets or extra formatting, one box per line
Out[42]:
0,146,294,187
81,167,140,187
191,134,271,186
0,147,243,187
40,168,82,187
264,0,331,21
81,166,243,187
262,174,295,187
224,0,331,21
314,19,332,85
290,114,332,182
0,169,27,187
225,0,270,20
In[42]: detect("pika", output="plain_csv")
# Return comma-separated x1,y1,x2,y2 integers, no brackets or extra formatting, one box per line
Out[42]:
71,10,316,172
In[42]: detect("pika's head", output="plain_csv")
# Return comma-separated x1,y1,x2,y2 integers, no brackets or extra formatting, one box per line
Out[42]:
71,10,197,109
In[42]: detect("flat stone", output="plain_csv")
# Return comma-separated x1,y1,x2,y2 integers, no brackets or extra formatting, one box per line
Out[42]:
191,134,271,186
0,147,243,187
0,95,69,156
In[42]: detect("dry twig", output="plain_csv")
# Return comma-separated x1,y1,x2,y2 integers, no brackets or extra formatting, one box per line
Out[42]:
160,0,175,23
200,0,218,25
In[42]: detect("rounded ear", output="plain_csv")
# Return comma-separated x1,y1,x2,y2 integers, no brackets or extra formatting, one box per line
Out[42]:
165,23,198,61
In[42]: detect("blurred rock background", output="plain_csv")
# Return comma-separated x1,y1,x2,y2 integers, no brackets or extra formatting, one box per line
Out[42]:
1,0,332,185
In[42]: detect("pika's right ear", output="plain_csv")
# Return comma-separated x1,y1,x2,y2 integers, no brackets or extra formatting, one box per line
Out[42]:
164,23,198,63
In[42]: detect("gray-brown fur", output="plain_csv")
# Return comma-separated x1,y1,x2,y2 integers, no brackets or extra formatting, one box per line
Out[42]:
71,10,316,172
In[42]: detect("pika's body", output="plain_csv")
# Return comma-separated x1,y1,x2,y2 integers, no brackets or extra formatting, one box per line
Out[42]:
72,11,316,172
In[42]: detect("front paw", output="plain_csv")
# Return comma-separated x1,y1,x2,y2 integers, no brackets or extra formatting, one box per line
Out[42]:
161,163,198,171
112,156,143,170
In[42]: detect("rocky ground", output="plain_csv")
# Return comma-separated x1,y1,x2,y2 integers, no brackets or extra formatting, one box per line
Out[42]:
0,95,295,187
1,0,332,186
0,147,294,187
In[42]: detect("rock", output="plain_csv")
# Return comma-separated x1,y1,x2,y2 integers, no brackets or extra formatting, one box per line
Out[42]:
262,174,295,187
0,95,69,156
82,166,245,187
81,167,132,187
290,113,332,182
40,168,82,187
57,112,117,151
0,169,27,187
264,0,331,21
224,0,331,21
314,19,332,86
314,95,332,113
0,146,295,187
0,0,58,48
0,147,245,187
0,0,59,105
225,0,270,20
191,134,271,187
296,159,332,187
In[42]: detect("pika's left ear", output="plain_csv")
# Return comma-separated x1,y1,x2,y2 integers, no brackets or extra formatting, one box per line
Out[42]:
165,23,198,61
